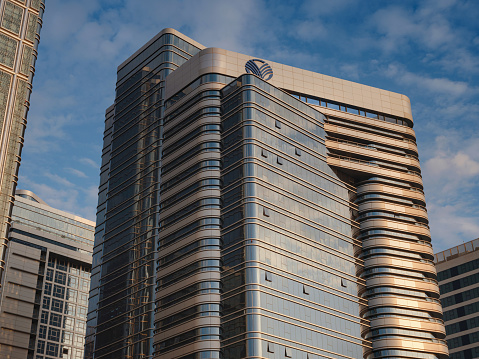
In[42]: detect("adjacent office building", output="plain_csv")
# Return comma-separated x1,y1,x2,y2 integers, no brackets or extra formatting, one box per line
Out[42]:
0,190,94,359
0,0,46,296
87,28,448,359
435,238,479,359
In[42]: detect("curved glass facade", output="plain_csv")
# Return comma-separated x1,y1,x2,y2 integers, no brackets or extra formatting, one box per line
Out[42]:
92,29,448,359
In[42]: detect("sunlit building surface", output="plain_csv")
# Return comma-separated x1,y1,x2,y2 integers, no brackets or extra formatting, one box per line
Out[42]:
435,239,479,359
88,28,448,359
0,0,45,297
0,190,94,359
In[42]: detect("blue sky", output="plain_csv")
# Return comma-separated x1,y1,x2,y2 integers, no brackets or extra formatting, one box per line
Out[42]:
18,0,479,252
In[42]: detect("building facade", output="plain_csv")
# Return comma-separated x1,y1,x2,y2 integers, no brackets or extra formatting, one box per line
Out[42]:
88,28,448,359
0,190,94,359
435,239,479,359
0,0,45,296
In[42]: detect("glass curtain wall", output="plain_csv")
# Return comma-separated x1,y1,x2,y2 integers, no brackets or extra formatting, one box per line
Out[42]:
220,75,367,358
86,34,200,359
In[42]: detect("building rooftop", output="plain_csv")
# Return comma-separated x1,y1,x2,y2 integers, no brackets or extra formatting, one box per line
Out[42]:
434,237,479,264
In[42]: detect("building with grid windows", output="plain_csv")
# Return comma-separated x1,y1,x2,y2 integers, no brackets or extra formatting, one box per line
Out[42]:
87,28,448,359
435,238,479,359
0,190,94,359
0,0,45,297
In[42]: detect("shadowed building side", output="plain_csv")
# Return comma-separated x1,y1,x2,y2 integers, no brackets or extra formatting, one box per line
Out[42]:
0,0,45,308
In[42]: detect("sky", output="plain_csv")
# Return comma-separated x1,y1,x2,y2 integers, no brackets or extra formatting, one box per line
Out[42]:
17,0,479,252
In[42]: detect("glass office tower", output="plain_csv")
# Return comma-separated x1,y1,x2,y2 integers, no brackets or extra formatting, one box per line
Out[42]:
435,239,479,359
89,29,448,359
0,189,94,359
0,0,45,294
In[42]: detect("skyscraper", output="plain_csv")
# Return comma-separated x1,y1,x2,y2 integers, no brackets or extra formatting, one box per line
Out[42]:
0,189,94,359
0,0,45,295
88,29,448,359
435,238,479,359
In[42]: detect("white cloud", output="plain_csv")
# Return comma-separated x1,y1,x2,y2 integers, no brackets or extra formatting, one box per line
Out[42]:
66,168,88,178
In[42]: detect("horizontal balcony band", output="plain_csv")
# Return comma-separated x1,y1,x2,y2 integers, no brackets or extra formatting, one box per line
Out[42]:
155,272,221,300
365,297,443,315
363,257,436,275
324,123,418,153
327,156,423,185
360,218,431,238
357,183,425,203
326,139,421,169
364,276,440,295
361,238,433,257
366,317,446,336
371,338,448,356
358,202,428,220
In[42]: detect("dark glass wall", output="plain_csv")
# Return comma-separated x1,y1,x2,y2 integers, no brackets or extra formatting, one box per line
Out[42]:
220,75,366,358
87,33,201,359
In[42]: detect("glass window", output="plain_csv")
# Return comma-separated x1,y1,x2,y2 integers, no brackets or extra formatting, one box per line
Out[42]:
46,342,59,357
44,283,52,295
53,285,65,299
65,303,76,316
40,310,48,324
66,288,77,301
55,271,67,285
38,325,47,339
56,259,67,271
49,313,62,327
37,340,45,354
46,269,54,281
68,275,78,288
51,298,64,313
63,317,74,331
77,306,87,317
42,296,50,309
62,331,73,345
48,327,60,342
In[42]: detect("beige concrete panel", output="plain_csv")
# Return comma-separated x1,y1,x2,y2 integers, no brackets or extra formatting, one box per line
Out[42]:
5,269,37,289
156,272,221,300
367,297,443,314
159,208,220,238
360,218,431,237
0,327,30,348
356,183,425,203
2,283,36,303
1,298,34,317
326,140,421,169
358,201,428,220
7,255,39,275
368,317,446,336
0,342,28,358
364,257,436,275
161,152,221,183
327,157,423,186
157,250,220,278
324,123,418,153
0,313,32,333
365,276,439,294
372,338,448,355
155,294,221,321
362,238,434,258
